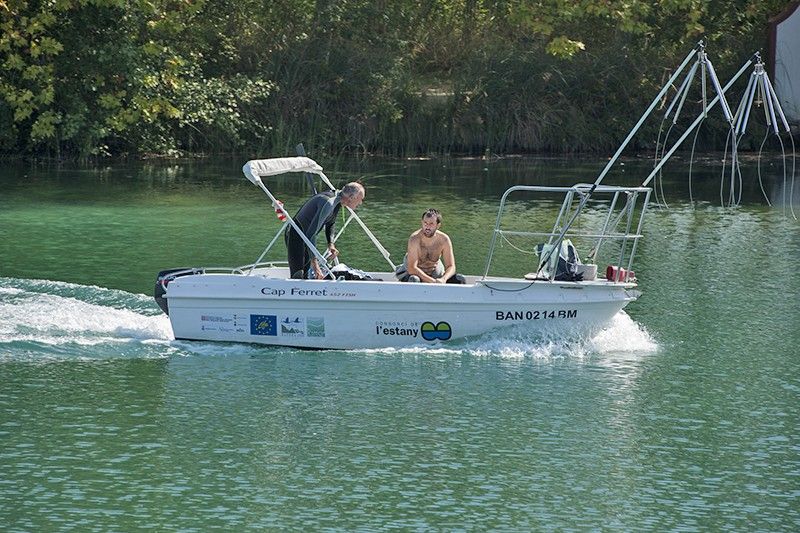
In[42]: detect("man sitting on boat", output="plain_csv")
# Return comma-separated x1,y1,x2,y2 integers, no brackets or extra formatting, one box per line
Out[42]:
285,182,365,279
396,208,465,284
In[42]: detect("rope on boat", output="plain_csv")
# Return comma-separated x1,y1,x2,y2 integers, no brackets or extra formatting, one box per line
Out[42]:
498,232,538,255
756,129,773,207
687,122,703,204
788,135,797,220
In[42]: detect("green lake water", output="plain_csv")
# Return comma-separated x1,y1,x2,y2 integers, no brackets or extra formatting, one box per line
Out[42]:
1,156,798,530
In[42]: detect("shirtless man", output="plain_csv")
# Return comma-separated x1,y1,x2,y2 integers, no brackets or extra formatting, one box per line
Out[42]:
402,208,464,284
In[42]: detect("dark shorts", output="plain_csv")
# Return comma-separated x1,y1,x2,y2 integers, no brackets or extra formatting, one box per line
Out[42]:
285,229,312,279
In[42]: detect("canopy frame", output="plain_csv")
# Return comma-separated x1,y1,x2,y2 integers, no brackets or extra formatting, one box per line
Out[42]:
242,157,396,278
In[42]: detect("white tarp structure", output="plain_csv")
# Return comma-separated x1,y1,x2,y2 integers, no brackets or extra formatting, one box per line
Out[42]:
770,2,800,125
242,157,323,185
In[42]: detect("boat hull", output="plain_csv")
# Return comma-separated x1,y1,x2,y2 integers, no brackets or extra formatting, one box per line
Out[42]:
163,272,637,349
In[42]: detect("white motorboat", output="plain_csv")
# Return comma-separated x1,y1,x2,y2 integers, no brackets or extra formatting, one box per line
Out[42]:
154,42,794,349
154,157,650,349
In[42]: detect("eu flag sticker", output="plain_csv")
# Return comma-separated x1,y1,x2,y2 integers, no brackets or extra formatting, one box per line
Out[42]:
250,314,277,336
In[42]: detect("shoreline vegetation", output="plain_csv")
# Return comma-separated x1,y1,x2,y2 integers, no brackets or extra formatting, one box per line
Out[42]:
2,1,798,161
1,150,791,171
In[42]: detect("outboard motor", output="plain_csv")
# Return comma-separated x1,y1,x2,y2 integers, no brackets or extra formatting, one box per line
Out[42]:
153,268,203,315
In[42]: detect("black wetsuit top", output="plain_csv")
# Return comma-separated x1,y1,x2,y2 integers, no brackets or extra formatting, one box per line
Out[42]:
284,191,342,278
286,190,342,245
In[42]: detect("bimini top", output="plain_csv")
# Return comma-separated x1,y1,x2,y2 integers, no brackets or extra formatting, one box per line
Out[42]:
242,157,323,186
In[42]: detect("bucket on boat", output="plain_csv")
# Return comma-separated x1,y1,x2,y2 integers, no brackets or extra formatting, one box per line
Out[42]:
606,265,635,282
576,263,597,281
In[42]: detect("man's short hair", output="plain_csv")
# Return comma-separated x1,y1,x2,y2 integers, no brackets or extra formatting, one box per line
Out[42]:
422,208,441,224
341,182,364,198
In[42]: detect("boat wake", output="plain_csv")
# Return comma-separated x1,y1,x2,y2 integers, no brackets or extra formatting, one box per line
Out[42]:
0,277,174,360
360,312,658,360
470,312,657,359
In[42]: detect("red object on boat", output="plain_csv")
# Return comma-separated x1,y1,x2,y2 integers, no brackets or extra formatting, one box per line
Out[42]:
606,265,635,282
274,200,287,221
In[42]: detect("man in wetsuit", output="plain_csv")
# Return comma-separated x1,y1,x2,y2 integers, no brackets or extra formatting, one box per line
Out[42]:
399,208,465,284
285,182,365,279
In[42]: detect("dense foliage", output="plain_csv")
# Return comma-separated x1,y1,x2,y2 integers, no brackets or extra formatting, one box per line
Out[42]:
0,0,794,158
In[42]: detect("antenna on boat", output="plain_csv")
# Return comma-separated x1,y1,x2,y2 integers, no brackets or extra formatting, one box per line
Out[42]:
594,43,702,192
727,52,797,218
651,40,739,207
640,55,754,189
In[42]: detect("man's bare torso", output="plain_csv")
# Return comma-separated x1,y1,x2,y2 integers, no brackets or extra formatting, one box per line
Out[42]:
409,229,449,275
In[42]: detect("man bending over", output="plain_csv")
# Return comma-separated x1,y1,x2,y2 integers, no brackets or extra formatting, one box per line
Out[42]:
285,182,365,279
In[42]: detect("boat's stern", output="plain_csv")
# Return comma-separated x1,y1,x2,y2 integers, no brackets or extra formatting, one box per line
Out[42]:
153,268,204,315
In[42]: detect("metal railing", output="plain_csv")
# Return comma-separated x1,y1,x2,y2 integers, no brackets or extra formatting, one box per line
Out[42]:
482,184,652,282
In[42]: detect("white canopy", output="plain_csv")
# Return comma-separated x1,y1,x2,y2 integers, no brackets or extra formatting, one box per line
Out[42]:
242,157,323,185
